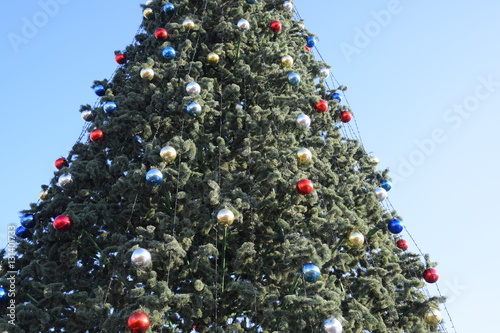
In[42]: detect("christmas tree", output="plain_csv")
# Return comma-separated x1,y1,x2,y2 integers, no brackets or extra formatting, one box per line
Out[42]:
0,1,448,332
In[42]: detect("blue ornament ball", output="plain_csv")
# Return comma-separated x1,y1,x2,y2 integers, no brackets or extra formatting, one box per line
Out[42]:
246,0,257,3
163,3,175,14
303,263,321,282
146,169,163,186
0,288,8,305
15,226,31,239
162,46,176,60
103,101,117,114
94,85,106,96
331,93,342,103
388,219,403,234
288,73,301,86
306,37,317,48
20,214,36,228
186,102,202,116
381,180,392,191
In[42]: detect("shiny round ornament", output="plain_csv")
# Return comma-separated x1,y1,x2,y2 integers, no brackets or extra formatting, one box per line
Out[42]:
131,248,152,268
307,37,317,48
323,317,342,333
388,219,403,234
127,312,151,333
340,111,352,123
217,209,235,227
81,110,92,121
155,28,168,41
270,20,282,33
379,181,391,193
319,68,330,78
237,19,250,31
140,68,155,81
53,215,72,232
145,0,153,5
396,239,409,251
207,52,220,65
143,8,154,19
296,114,311,129
39,189,49,201
283,1,294,12
146,169,163,186
331,93,342,102
297,148,312,164
103,101,117,114
374,187,388,201
183,19,195,29
94,85,106,96
163,3,175,14
304,46,311,52
0,288,8,304
186,102,202,116
15,226,31,239
90,129,104,143
160,146,177,163
281,55,293,68
20,214,35,228
369,155,379,165
162,46,176,60
55,157,69,170
315,100,329,113
246,0,257,3
115,53,126,65
296,179,313,195
347,231,364,248
288,72,301,86
186,82,201,96
57,174,73,187
423,308,442,326
423,268,439,283
302,263,320,282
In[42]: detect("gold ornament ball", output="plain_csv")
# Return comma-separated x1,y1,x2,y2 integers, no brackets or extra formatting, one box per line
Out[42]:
140,68,155,81
347,231,364,248
297,148,312,164
183,19,195,29
281,55,294,68
207,52,220,65
160,146,177,163
39,189,49,201
143,8,154,19
423,308,442,326
217,209,235,227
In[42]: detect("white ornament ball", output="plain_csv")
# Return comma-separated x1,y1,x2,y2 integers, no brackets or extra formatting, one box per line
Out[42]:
369,155,380,165
375,187,388,201
57,174,73,187
183,19,195,29
319,67,330,78
237,19,251,31
296,114,311,129
323,317,342,333
131,248,152,268
81,110,92,122
186,82,201,96
283,1,294,12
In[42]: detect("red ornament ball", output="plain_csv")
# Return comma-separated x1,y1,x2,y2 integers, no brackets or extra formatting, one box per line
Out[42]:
315,100,329,113
396,239,409,251
90,129,105,143
297,179,314,195
304,46,311,52
155,28,168,41
55,157,69,170
270,20,282,33
53,215,72,232
423,268,439,283
115,53,126,65
127,312,150,333
340,111,352,123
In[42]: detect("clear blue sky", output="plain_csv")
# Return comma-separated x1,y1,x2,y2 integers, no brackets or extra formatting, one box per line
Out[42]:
2,1,499,331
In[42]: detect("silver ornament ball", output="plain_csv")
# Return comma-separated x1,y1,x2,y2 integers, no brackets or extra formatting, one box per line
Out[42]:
131,248,152,268
57,174,73,187
283,1,294,12
296,114,311,129
375,187,388,201
81,110,92,121
237,19,251,31
319,67,330,78
186,82,201,96
323,317,342,333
